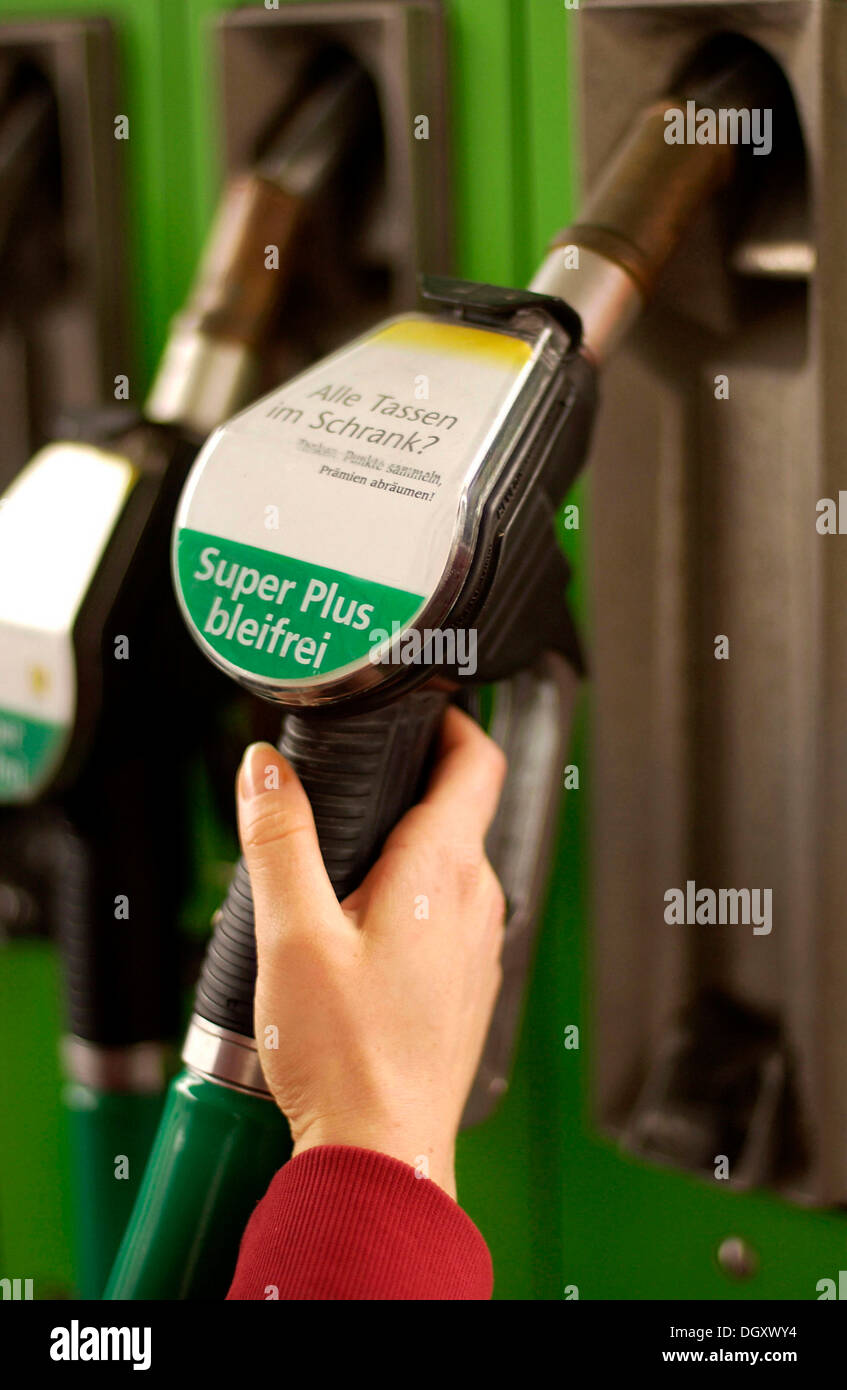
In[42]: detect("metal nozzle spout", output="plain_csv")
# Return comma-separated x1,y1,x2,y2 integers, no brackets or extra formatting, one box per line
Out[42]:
533,34,793,363
146,60,375,435
531,99,732,363
564,98,734,303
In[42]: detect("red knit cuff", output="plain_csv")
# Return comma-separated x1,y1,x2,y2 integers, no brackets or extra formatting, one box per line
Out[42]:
226,1145,493,1301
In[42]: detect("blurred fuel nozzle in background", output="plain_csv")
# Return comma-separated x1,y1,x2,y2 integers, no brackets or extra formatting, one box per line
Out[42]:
0,53,379,1299
147,57,375,437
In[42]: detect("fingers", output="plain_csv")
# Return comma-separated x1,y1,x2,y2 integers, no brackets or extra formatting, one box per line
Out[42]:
239,710,506,942
236,742,339,937
417,706,507,846
372,706,506,885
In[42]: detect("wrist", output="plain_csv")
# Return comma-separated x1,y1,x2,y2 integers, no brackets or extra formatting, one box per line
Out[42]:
291,1122,457,1200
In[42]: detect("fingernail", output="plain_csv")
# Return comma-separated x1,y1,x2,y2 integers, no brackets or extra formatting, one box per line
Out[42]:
238,742,281,799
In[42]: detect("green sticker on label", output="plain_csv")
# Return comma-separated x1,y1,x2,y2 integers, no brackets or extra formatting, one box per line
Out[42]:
176,528,425,681
0,709,66,801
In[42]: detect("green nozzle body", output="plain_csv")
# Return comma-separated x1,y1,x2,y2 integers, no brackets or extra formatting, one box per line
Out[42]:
65,1083,164,1299
105,1069,289,1301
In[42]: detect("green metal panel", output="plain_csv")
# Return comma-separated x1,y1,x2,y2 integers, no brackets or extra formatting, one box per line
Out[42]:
0,943,72,1293
183,0,230,247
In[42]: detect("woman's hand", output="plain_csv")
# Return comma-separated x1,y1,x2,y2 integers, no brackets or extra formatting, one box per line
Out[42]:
236,707,507,1200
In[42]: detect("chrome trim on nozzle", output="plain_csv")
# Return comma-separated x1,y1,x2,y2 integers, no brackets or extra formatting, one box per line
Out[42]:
182,1015,272,1097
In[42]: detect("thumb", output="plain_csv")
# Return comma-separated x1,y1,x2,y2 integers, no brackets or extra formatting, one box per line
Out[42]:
237,742,337,935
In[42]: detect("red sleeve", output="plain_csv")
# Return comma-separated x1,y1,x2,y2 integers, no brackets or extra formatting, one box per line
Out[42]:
226,1145,493,1301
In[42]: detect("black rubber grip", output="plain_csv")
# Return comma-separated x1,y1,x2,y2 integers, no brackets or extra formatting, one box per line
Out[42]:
194,690,449,1037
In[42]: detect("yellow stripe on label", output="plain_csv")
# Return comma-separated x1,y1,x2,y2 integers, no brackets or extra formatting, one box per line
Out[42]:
373,317,532,367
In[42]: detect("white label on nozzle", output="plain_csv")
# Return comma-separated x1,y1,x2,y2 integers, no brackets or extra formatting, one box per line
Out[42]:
0,444,137,801
174,315,534,685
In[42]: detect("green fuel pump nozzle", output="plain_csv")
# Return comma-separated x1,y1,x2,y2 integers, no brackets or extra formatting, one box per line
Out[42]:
104,288,593,1304
106,33,788,1302
0,58,373,1298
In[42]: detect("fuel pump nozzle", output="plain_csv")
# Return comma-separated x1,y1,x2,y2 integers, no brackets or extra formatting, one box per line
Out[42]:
533,32,787,362
0,57,376,1298
147,60,374,437
107,33,788,1301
